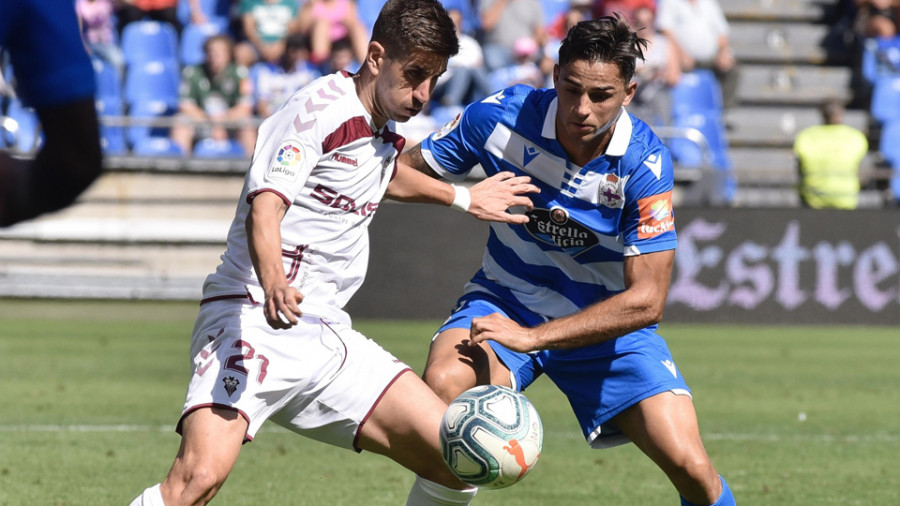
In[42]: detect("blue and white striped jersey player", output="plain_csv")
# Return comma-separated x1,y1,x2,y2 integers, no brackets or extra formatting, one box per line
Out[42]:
400,16,736,506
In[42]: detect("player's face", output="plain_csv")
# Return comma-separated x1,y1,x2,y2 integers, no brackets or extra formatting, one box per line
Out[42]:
553,59,636,149
373,51,448,125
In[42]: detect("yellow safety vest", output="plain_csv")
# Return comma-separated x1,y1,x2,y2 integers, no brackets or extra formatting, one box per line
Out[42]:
793,124,868,209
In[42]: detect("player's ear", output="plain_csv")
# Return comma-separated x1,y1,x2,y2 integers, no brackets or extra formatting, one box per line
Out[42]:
622,79,637,106
365,41,386,76
552,64,560,88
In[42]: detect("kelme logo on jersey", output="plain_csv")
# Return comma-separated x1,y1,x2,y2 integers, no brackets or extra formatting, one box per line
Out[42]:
525,206,599,256
637,191,675,239
267,141,304,182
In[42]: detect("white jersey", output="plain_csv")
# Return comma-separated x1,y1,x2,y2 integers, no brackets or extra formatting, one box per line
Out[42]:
202,71,405,325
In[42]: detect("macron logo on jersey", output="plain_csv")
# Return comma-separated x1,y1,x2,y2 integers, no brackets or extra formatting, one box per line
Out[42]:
482,90,506,105
523,144,540,166
643,152,663,180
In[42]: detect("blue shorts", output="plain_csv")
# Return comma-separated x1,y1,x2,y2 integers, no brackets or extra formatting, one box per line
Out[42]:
437,291,692,448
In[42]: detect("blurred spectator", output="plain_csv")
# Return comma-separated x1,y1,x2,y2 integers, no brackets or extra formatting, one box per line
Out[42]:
236,0,300,67
117,0,198,36
250,33,321,119
478,0,546,71
322,36,361,74
628,6,681,127
854,0,900,38
541,0,594,82
594,0,657,18
488,36,545,89
77,0,126,79
793,97,869,209
656,0,739,107
171,34,256,156
432,7,492,108
295,0,369,69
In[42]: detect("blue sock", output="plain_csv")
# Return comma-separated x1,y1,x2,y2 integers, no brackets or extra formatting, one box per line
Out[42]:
680,475,735,506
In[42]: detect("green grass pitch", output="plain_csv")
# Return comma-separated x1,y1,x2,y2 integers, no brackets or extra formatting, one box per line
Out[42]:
0,299,897,505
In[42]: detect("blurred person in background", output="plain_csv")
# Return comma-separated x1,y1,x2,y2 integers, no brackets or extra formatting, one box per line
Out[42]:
250,33,322,119
431,6,493,109
0,0,103,227
488,36,545,89
853,0,900,38
478,0,546,71
794,97,869,209
171,34,257,156
117,0,198,35
628,5,681,127
656,0,739,106
236,0,299,67
294,0,369,70
77,0,126,79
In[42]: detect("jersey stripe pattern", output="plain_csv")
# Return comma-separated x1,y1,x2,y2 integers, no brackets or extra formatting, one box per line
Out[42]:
203,72,404,325
422,85,677,336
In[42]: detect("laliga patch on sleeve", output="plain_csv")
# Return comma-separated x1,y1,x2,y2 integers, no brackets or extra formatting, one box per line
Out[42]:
431,112,461,141
637,191,674,239
266,140,305,182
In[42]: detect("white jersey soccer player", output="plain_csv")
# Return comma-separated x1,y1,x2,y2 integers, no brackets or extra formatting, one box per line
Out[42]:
202,71,403,325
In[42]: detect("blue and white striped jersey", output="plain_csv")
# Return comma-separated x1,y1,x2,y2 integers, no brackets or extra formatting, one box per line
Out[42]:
421,85,677,327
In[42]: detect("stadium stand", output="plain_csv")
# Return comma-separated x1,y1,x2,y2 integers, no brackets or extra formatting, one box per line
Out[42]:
179,22,223,66
121,20,180,66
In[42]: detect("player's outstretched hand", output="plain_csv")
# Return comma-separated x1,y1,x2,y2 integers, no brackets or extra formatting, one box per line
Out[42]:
467,172,539,224
469,312,540,353
264,283,304,329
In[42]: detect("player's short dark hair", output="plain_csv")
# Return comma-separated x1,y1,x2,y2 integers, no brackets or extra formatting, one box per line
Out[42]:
371,0,459,61
558,15,647,84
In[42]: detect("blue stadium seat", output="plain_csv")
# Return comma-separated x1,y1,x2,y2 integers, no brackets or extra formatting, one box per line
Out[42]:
540,0,570,26
671,69,723,119
124,60,180,108
193,138,246,159
3,99,42,153
180,22,222,66
121,20,179,66
132,136,183,157
668,111,734,203
96,99,128,155
93,58,123,108
861,36,900,85
870,75,900,125
127,99,176,148
177,0,231,28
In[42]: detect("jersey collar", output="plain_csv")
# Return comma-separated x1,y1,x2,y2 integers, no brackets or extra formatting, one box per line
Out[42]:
542,100,633,157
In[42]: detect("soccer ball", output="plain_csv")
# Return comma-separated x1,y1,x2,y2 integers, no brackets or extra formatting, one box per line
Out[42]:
439,385,543,489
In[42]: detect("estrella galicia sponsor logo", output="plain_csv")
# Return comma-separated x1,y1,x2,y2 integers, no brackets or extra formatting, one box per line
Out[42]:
525,206,599,256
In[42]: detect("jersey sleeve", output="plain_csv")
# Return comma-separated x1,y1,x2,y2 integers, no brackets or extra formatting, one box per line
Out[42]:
620,144,678,256
244,103,321,206
420,94,506,181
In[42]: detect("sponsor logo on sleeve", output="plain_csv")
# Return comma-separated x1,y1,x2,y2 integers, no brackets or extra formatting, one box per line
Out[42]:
267,140,304,182
637,191,674,239
432,112,461,141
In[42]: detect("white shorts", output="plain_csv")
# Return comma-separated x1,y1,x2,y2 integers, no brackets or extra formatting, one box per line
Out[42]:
179,298,411,451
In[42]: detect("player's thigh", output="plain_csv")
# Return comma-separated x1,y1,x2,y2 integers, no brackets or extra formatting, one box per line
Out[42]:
612,391,711,472
356,371,459,483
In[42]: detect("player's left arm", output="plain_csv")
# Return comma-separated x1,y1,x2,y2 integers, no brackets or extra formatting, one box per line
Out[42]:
469,248,675,352
387,144,538,224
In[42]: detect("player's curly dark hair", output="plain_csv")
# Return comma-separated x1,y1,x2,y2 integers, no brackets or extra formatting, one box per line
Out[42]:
371,0,459,61
558,14,647,84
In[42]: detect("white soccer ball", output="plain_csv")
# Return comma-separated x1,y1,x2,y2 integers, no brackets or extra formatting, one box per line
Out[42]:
439,385,543,489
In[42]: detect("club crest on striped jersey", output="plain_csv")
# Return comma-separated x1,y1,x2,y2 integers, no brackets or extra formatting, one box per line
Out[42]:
267,140,304,182
597,173,625,208
524,206,598,256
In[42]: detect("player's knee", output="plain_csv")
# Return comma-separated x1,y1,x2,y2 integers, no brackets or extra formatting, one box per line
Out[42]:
422,363,470,403
675,453,719,491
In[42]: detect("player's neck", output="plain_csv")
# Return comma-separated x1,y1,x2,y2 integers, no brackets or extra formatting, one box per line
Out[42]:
352,71,387,130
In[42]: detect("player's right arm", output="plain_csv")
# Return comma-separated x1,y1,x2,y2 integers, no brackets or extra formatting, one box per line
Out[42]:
246,191,303,329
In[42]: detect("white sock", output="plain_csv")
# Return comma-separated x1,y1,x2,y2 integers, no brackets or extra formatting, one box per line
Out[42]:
405,475,477,505
128,483,165,506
